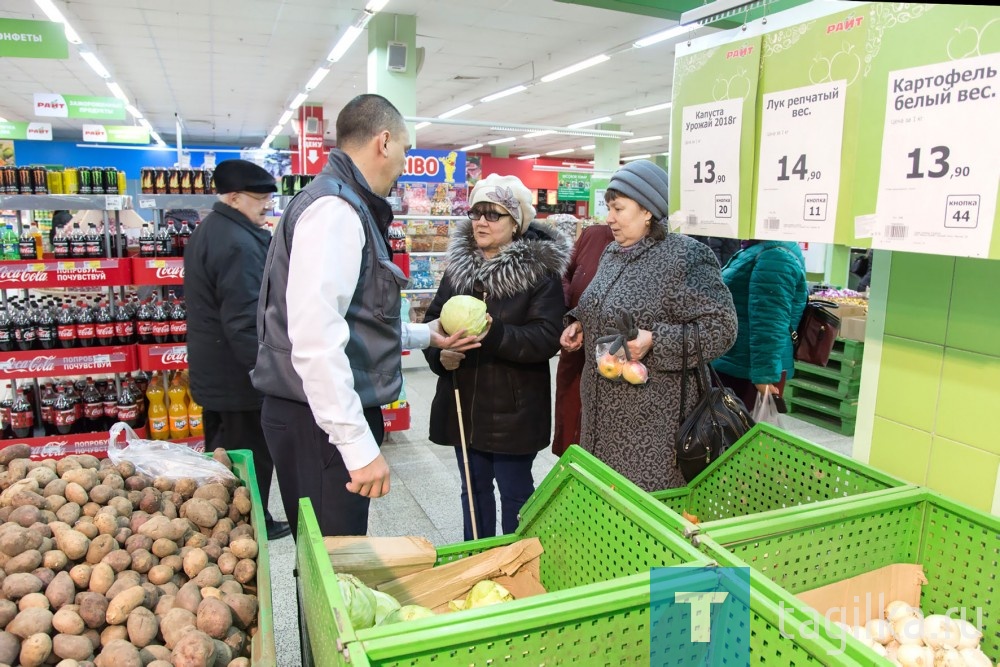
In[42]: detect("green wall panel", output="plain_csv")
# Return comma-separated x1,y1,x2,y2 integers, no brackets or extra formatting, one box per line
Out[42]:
883,252,954,345
870,417,931,485
926,435,1000,512
946,257,1000,357
935,348,1000,456
874,336,943,432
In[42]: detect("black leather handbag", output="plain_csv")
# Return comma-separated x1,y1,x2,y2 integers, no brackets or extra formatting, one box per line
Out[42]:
674,322,755,483
793,300,841,367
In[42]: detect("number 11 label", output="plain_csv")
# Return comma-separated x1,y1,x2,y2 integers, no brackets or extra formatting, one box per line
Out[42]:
678,98,743,237
875,53,1000,257
755,80,847,242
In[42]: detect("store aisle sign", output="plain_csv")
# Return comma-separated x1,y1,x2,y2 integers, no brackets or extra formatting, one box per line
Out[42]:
0,121,52,141
874,53,1000,258
755,80,847,243
557,172,591,200
678,98,743,237
34,93,126,120
400,149,466,184
82,124,150,144
0,19,68,59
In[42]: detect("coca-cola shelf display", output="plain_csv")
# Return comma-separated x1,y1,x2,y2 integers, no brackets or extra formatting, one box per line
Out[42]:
136,344,187,371
130,257,183,285
0,258,132,289
1,425,147,461
3,374,149,437
137,221,194,258
51,220,129,261
0,345,137,380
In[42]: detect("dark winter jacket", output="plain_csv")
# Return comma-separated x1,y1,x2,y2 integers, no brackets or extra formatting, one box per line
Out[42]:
688,235,741,267
424,219,571,455
185,201,272,411
712,241,808,385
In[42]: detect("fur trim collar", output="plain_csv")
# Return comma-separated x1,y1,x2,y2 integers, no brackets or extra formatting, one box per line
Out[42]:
445,219,572,300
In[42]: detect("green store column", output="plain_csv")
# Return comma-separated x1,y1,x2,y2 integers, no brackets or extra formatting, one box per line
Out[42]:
367,13,417,144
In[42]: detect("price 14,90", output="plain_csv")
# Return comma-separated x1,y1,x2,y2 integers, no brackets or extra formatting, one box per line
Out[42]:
905,145,970,180
693,160,726,184
776,154,821,182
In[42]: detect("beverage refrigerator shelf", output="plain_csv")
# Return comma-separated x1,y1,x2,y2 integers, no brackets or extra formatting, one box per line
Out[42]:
0,194,125,211
136,343,188,371
0,424,149,461
0,257,133,288
136,194,221,210
0,344,137,380
130,256,184,284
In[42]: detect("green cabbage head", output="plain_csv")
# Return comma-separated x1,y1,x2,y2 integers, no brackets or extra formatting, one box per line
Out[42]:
336,573,376,629
382,604,436,625
439,295,488,335
372,590,402,625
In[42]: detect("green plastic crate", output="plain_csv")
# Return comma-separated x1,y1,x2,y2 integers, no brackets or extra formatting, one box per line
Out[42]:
219,449,277,667
650,423,910,535
699,487,1000,665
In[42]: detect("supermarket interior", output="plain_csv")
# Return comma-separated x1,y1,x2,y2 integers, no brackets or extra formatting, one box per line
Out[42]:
0,0,999,665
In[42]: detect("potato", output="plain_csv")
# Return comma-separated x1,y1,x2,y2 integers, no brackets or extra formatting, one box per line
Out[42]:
173,479,198,501
217,581,243,598
138,644,171,664
228,658,250,667
63,483,89,507
128,512,150,535
231,494,251,517
107,497,132,518
211,449,232,470
30,520,54,539
193,484,229,505
85,535,117,565
27,466,57,487
87,485,113,506
182,549,208,579
80,505,101,521
42,549,68,571
185,532,209,550
101,550,132,574
124,534,152,555
223,626,246,657
148,661,174,667
45,572,76,610
160,607,196,649
159,554,183,573
0,629,18,665
2,572,42,600
137,517,172,542
18,592,49,612
75,592,108,630
138,493,161,516
82,626,100,650
114,461,135,478
212,639,233,666
0,444,30,464
124,476,148,492
56,503,82,525
43,478,68,498
202,542,223,563
154,595,175,617
9,505,41,528
19,631,52,667
104,572,141,603
94,638,141,667
99,624,128,646
129,550,156,575
74,456,100,470
152,477,172,493
147,564,174,588
0,599,16,629
31,566,55,588
92,513,119,537
68,564,92,590
52,608,85,635
208,498,229,517
216,553,237,576
150,539,177,559
141,583,161,610
62,470,98,493
227,539,257,561
113,526,131,547
103,474,124,491
47,495,69,512
52,633,94,661
171,629,216,667
55,458,82,476
124,606,158,648
233,560,256,586
194,565,223,589
0,526,42,557
55,530,90,561
87,564,115,596
174,582,202,615
195,598,231,640
7,607,54,638
5,549,42,574
161,500,178,520
106,586,145,625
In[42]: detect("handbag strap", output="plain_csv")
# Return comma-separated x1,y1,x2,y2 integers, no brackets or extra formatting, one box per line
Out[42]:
679,322,712,424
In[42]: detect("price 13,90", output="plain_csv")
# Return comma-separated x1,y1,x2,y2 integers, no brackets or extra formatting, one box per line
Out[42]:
693,160,726,184
905,146,970,180
776,154,821,182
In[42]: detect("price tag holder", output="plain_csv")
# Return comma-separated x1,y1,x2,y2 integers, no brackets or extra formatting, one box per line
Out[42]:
678,98,743,237
755,80,847,242
138,198,156,209
104,195,123,211
874,53,1000,257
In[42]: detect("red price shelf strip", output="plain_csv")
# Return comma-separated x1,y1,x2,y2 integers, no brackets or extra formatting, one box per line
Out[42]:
0,258,132,288
131,257,184,284
137,344,188,370
383,405,410,432
0,425,150,461
0,345,138,380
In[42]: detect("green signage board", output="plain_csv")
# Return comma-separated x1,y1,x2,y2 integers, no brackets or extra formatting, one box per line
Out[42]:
82,124,150,144
0,18,69,59
590,177,610,220
34,94,126,120
557,172,591,200
0,121,53,141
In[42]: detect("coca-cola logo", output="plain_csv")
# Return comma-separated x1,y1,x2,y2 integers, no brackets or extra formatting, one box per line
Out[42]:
0,356,57,373
161,350,188,365
35,442,67,457
154,266,184,280
0,267,48,283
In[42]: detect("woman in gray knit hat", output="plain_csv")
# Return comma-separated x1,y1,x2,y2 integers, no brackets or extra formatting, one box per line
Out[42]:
559,160,737,491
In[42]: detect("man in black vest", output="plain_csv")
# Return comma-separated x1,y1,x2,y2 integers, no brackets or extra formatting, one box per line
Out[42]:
185,159,290,540
253,94,483,537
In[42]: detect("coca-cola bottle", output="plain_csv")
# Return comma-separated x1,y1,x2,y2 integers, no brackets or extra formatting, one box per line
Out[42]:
117,383,139,428
168,296,186,343
0,306,13,353
18,227,37,261
53,224,70,259
75,301,95,348
128,377,146,428
10,389,34,439
35,301,56,350
84,224,102,259
56,304,76,349
114,300,135,345
81,378,103,433
151,298,170,344
139,225,156,258
69,223,87,259
65,382,83,434
53,386,75,435
155,226,172,257
133,370,150,396
177,221,193,257
167,225,180,257
0,389,13,439
39,382,55,436
101,384,118,431
12,303,36,351
95,301,114,346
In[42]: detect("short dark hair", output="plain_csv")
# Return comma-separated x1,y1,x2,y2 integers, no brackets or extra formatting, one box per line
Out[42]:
335,94,405,149
604,188,667,241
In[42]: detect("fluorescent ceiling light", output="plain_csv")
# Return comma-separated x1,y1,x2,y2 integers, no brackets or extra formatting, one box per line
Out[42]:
138,118,153,130
659,152,670,156
487,137,515,145
625,102,672,116
481,85,527,103
150,131,165,146
328,25,363,62
540,54,610,83
304,67,330,91
624,135,663,144
414,121,431,130
289,93,309,110
459,143,483,151
271,124,285,136
546,148,575,156
365,0,390,11
63,24,81,44
437,103,473,119
106,82,128,102
80,51,110,79
634,25,689,48
568,116,612,129
522,130,554,138
125,103,142,119
622,154,652,161
517,154,541,160
34,0,65,23
278,110,294,125
580,144,595,150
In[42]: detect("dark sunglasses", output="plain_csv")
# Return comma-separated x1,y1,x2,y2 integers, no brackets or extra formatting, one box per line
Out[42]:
468,210,510,222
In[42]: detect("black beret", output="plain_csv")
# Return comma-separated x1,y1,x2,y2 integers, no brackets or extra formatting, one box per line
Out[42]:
213,159,277,194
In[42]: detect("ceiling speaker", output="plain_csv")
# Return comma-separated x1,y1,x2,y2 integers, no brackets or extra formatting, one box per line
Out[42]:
387,41,407,72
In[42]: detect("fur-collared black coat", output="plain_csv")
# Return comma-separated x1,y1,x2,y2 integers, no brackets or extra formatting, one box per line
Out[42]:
424,219,571,455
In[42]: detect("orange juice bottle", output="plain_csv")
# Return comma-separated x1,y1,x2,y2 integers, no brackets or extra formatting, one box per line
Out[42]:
167,376,189,439
187,389,204,438
146,376,169,441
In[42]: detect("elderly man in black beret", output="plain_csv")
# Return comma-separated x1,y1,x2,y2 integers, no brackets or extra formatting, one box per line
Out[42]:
184,159,290,540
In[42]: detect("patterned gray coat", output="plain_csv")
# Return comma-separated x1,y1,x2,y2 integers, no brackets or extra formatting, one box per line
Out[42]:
568,233,738,491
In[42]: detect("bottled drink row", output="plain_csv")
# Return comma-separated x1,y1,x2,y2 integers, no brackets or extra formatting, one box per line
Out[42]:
0,165,126,196
0,221,128,261
0,293,186,351
140,167,215,195
137,221,196,257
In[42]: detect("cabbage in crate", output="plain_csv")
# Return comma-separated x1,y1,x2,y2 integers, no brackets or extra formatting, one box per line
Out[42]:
336,573,376,629
439,295,488,336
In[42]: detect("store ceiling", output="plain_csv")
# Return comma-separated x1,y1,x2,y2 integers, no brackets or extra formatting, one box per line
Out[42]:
0,0,726,160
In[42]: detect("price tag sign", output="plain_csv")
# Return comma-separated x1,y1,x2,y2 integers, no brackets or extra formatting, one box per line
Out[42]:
138,198,156,209
678,98,742,237
875,54,1000,257
104,195,123,210
755,80,847,242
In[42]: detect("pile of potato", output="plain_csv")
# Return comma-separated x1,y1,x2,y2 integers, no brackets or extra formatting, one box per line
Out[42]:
0,444,261,667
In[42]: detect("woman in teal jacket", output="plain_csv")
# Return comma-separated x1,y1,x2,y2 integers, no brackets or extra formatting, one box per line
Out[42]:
713,240,808,410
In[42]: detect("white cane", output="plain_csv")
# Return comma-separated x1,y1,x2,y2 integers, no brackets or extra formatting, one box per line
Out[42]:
452,372,479,541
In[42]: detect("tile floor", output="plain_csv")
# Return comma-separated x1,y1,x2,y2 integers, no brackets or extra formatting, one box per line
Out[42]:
264,356,855,666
